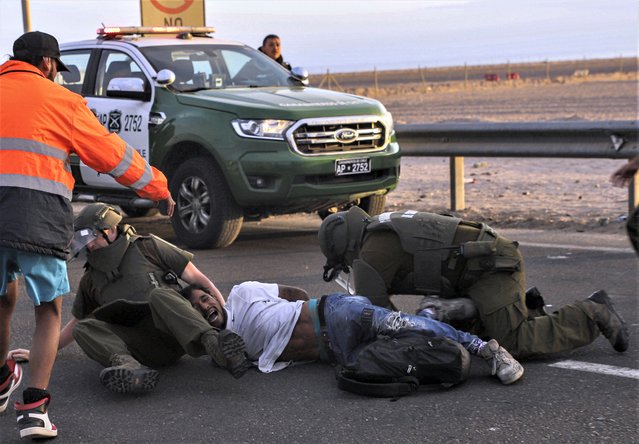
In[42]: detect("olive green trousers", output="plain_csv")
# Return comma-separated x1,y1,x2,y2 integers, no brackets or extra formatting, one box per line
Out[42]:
73,288,214,368
463,235,600,359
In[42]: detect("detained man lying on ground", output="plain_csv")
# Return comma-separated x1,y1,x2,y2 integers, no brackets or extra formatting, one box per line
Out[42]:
179,281,524,385
8,281,525,387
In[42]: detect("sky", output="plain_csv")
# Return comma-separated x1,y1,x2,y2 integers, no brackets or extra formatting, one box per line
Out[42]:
0,0,637,73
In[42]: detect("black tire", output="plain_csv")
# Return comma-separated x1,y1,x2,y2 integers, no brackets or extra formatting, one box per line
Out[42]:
169,158,243,249
359,194,386,216
120,206,156,218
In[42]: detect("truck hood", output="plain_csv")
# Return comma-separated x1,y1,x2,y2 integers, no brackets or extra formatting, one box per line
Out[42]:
174,86,387,118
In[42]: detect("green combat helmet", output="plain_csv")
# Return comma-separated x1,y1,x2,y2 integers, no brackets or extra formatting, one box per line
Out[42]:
69,203,123,260
318,206,371,281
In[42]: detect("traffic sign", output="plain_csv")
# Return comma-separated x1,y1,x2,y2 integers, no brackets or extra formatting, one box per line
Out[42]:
140,0,205,27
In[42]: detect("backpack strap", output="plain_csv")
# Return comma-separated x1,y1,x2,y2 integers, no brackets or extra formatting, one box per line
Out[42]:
336,367,419,398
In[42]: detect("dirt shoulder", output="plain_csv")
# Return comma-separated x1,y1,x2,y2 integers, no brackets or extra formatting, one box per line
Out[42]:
387,157,632,236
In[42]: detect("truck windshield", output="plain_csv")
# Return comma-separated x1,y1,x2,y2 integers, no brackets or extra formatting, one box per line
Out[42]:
140,44,294,91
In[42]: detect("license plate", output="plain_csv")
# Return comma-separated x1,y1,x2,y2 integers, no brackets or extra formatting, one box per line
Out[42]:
335,157,371,176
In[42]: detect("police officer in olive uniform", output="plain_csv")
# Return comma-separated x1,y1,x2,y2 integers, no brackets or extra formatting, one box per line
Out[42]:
318,207,629,359
61,204,250,393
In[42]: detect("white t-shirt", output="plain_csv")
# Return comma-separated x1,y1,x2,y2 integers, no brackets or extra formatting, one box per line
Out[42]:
225,281,304,372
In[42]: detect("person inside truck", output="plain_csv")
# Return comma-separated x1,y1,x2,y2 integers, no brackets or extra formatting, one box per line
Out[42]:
258,34,291,70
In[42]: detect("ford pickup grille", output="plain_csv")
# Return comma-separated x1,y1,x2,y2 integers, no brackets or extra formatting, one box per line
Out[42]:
286,116,390,156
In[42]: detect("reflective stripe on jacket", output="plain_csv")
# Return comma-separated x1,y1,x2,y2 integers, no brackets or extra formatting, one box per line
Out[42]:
0,60,170,201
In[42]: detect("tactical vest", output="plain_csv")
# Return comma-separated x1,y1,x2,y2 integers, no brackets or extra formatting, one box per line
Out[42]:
363,211,518,298
364,211,462,293
86,228,181,309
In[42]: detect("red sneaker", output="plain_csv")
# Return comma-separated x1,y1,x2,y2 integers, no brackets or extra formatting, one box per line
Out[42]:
15,395,58,439
0,359,22,413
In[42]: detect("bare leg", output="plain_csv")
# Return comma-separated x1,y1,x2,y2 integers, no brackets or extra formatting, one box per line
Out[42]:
28,298,63,389
0,280,19,366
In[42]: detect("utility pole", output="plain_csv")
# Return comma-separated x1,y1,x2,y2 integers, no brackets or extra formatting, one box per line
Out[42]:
22,0,32,32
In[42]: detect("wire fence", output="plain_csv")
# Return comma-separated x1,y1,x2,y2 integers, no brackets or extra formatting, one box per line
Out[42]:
308,57,638,94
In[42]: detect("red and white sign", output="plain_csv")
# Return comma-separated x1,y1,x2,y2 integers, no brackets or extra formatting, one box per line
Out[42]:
140,0,205,27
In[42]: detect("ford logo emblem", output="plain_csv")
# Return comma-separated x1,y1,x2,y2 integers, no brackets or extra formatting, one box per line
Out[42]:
334,128,358,143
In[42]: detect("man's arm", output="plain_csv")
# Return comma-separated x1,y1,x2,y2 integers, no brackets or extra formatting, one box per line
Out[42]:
180,262,226,306
277,285,309,302
70,98,175,215
59,317,79,350
8,316,80,362
611,155,639,188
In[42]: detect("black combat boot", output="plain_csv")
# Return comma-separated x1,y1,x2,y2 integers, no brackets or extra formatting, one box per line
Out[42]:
417,296,478,323
202,329,251,379
99,354,160,393
583,290,629,352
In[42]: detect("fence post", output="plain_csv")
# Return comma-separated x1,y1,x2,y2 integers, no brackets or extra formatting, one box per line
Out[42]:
545,60,550,81
419,65,427,88
630,173,638,213
374,66,379,95
464,63,468,87
450,156,465,211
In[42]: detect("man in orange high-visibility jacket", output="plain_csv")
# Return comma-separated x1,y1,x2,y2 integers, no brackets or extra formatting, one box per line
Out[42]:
0,31,174,440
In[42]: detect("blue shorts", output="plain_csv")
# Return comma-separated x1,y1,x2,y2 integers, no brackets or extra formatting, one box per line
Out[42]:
0,248,70,305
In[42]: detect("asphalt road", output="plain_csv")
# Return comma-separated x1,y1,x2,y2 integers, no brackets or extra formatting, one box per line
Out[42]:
1,214,637,443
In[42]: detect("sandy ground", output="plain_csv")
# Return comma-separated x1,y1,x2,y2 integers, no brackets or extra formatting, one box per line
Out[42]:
386,157,631,234
371,71,638,235
380,75,637,124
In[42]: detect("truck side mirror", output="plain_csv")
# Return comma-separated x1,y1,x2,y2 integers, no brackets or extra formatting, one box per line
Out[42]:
290,67,309,86
155,69,176,86
107,77,151,101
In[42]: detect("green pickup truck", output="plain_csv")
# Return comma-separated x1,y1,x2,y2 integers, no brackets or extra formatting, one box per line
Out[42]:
58,26,400,248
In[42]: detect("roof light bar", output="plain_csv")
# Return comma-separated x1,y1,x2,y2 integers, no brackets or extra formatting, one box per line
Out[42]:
97,26,216,36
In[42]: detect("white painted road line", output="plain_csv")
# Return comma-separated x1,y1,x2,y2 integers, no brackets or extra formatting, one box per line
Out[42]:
518,242,634,253
549,360,639,379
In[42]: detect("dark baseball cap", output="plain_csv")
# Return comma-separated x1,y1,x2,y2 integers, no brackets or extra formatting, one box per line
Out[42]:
13,31,69,72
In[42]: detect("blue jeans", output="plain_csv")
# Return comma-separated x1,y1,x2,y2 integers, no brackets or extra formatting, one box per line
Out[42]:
322,293,481,367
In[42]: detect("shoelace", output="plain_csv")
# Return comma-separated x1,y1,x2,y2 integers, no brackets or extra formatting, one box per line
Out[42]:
488,354,497,375
481,343,498,375
495,349,518,375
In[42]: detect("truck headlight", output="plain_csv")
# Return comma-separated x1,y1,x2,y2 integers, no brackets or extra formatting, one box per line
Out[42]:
231,119,293,140
381,111,394,135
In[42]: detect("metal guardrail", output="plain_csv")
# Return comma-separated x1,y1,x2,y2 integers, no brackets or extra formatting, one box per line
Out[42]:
394,120,639,211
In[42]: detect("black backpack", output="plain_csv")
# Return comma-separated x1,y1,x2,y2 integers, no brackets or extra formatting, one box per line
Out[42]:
336,331,470,398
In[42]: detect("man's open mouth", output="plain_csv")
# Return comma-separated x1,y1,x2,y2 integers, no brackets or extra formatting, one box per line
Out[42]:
205,307,219,325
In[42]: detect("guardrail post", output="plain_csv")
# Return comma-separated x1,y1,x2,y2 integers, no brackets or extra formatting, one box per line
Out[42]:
450,156,465,211
630,174,638,213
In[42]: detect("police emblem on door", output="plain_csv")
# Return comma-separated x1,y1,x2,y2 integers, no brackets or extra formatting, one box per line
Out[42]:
108,110,122,133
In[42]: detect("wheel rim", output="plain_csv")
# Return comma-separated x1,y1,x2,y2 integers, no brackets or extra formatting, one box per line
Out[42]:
176,175,211,233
